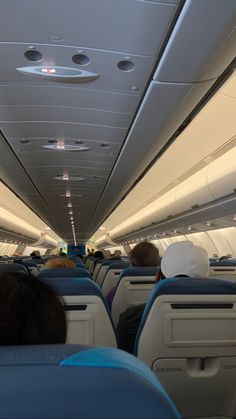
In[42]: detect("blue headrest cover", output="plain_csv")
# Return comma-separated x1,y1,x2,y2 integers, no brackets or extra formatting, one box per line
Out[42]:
99,259,118,267
119,266,159,280
106,261,129,271
0,344,180,418
134,277,236,355
0,263,28,273
37,267,91,278
210,258,236,266
40,277,101,297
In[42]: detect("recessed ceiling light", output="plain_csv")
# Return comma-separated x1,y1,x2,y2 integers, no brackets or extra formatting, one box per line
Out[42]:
69,211,73,215
68,203,72,208
206,221,211,227
20,139,31,145
188,226,192,231
54,175,85,181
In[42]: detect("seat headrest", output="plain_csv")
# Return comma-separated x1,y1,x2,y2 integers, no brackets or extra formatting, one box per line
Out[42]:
119,266,159,280
106,261,129,270
210,258,236,266
39,277,101,297
37,267,91,278
0,263,28,273
0,344,180,419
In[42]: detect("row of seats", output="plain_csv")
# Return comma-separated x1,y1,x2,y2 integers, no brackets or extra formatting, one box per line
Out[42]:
2,254,236,416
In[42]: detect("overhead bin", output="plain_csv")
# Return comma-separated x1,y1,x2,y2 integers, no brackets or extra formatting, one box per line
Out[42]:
111,148,236,241
89,78,214,233
0,208,39,244
154,0,236,83
31,234,58,248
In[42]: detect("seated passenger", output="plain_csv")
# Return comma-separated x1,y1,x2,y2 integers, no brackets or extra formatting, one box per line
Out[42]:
116,240,209,353
0,272,66,345
45,257,76,269
93,250,104,259
30,251,41,260
106,241,160,308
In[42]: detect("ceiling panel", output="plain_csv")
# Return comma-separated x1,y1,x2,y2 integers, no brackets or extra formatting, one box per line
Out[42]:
1,122,127,143
0,0,180,242
0,85,139,113
0,43,156,93
0,0,177,55
0,106,131,128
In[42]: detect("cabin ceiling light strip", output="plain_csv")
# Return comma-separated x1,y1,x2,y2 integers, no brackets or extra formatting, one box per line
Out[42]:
16,66,100,83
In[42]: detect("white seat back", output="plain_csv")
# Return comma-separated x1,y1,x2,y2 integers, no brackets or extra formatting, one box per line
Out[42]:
96,263,111,286
111,267,157,326
209,266,236,282
101,262,129,297
136,277,236,418
41,277,117,348
93,260,105,281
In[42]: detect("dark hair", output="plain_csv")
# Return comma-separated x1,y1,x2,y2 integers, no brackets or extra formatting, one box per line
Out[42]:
129,242,160,267
0,272,67,345
94,251,104,259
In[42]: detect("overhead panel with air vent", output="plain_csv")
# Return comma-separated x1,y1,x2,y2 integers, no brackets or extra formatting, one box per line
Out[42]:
0,0,179,242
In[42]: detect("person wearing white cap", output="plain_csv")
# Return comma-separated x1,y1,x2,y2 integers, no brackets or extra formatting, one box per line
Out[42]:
161,240,209,278
116,240,209,353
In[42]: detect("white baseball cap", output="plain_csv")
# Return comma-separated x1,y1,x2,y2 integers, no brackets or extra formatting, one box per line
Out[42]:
161,241,209,278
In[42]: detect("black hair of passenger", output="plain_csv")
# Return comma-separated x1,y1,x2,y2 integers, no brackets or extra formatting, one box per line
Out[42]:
94,250,104,259
0,272,67,345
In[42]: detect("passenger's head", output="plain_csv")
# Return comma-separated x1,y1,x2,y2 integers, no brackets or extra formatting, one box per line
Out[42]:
45,257,76,269
129,242,160,267
161,241,209,278
0,272,66,345
103,249,111,258
30,251,41,259
93,251,104,259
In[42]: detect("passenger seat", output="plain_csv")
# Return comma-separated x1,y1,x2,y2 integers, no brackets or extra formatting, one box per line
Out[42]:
0,344,180,419
135,277,236,418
